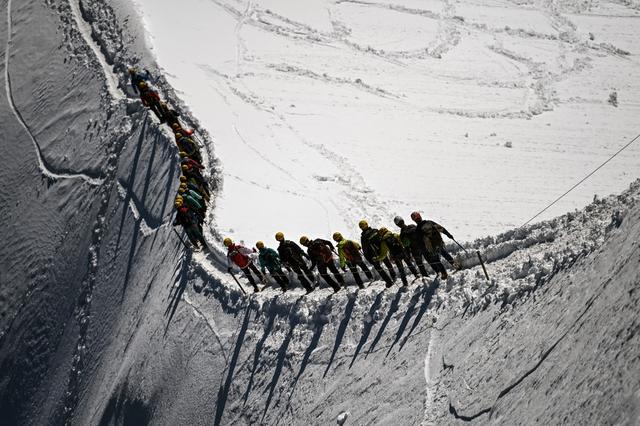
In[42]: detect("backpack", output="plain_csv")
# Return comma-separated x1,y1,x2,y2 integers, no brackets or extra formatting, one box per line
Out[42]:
341,240,362,262
309,240,333,263
361,228,381,256
384,233,405,255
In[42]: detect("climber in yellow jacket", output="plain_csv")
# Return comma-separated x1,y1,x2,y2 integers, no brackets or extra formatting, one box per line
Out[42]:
333,232,373,289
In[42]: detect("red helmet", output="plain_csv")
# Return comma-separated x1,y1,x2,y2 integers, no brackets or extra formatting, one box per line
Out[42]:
410,211,422,222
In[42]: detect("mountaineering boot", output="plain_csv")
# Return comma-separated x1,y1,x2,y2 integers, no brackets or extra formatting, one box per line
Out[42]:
441,271,448,280
357,282,365,290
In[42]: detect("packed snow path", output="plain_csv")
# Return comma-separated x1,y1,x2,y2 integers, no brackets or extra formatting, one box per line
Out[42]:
134,0,640,243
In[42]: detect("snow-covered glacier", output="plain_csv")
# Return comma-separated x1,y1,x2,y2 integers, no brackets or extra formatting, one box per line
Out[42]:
133,0,640,242
0,0,639,425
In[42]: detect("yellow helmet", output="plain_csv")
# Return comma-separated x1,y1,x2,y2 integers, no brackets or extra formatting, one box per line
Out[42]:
275,232,284,241
332,232,343,242
138,81,147,89
358,220,368,230
181,165,189,171
179,151,188,157
256,241,265,249
174,199,183,208
378,227,388,235
299,236,310,246
175,133,182,139
179,175,187,182
223,237,233,247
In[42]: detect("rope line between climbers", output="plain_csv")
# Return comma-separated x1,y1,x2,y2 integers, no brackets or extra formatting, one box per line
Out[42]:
521,132,640,228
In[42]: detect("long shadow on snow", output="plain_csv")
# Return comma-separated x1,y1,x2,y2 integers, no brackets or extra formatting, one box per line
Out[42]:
215,307,252,426
324,294,357,377
349,291,385,369
115,115,147,253
399,279,439,351
98,381,155,426
119,129,164,229
262,302,303,421
121,218,141,301
365,289,404,357
151,150,177,249
163,250,192,335
286,310,328,404
139,129,159,209
120,123,170,299
242,311,276,405
385,287,424,357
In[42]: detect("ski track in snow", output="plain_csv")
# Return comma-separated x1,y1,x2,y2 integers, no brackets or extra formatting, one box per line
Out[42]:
4,0,104,187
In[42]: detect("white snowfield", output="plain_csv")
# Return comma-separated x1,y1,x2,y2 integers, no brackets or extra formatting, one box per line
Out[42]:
1,0,639,426
133,0,640,243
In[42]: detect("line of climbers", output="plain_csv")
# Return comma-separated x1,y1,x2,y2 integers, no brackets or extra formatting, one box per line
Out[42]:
223,212,462,294
127,67,462,295
128,67,211,248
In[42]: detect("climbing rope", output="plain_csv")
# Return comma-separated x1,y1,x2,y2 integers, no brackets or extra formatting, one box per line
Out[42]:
520,133,640,228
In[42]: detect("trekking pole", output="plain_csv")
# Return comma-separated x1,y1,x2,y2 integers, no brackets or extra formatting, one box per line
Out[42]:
228,270,248,295
452,239,490,281
172,228,191,250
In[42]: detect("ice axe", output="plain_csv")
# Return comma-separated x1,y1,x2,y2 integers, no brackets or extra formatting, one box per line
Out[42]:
228,269,248,295
452,238,490,281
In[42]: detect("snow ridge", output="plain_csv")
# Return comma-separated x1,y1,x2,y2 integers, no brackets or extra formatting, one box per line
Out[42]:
3,0,640,424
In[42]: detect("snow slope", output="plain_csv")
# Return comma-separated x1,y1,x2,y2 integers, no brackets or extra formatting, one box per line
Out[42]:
133,0,640,243
0,1,639,425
